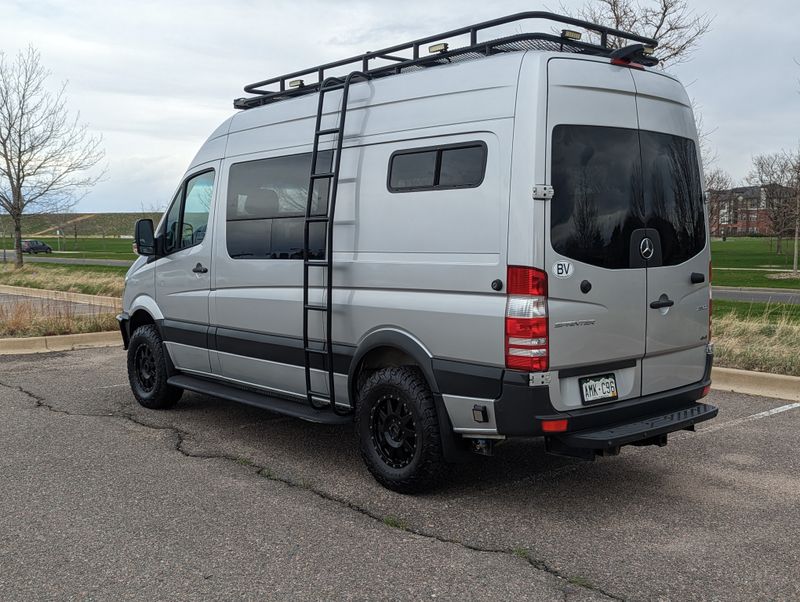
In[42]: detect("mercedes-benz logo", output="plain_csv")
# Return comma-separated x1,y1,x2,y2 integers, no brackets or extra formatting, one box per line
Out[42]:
640,237,655,260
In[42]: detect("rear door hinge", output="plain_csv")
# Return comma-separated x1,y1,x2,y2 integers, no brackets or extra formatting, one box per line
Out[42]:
532,185,554,201
529,372,552,387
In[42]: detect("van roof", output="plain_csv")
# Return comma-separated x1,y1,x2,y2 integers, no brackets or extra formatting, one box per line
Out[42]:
233,11,658,111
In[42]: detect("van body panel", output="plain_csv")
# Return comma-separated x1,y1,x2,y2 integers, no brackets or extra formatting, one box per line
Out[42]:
631,68,711,394
544,57,647,411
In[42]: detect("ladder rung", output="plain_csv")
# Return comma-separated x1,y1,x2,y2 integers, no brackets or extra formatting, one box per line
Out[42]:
305,259,329,266
311,172,335,179
316,127,341,136
309,394,332,405
304,347,331,354
304,304,328,311
305,216,329,223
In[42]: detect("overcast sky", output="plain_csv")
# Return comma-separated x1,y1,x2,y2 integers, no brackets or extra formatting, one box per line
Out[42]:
2,0,798,212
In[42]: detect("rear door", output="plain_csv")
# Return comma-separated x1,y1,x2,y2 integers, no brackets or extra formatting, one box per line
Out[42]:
633,71,710,395
545,58,646,411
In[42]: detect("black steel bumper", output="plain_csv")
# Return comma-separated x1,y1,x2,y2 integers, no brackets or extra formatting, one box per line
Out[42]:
487,350,716,456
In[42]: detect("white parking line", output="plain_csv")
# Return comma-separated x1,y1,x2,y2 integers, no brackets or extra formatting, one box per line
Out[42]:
699,402,800,435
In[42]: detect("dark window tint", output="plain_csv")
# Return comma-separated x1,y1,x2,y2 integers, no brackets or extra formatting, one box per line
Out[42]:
388,143,486,192
551,125,705,269
439,146,485,187
389,151,436,189
226,152,331,260
639,131,705,266
550,126,645,269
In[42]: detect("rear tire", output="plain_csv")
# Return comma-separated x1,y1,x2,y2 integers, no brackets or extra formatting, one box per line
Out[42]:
127,324,182,409
356,366,446,493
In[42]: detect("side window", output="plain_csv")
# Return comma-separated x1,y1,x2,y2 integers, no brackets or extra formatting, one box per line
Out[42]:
181,171,214,248
226,152,331,260
388,142,486,192
163,191,182,254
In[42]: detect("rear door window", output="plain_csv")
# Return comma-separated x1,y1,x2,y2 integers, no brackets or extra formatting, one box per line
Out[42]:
551,125,704,268
550,126,644,269
639,131,705,265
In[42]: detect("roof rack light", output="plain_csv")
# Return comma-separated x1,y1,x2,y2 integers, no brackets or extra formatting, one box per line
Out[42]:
428,42,449,54
642,46,655,56
561,29,582,41
288,79,305,88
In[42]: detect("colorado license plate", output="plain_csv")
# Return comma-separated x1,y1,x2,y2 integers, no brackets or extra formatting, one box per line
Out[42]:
579,373,618,404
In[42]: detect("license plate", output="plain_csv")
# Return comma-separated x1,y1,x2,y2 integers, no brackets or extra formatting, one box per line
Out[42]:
580,373,618,405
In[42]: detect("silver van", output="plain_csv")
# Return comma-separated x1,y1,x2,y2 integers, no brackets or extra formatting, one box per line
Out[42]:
119,12,717,492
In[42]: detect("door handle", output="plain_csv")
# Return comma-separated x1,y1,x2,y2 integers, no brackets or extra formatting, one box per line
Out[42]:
192,263,208,274
650,298,675,309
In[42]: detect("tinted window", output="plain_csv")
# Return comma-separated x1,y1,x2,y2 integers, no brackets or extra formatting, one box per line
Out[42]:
439,146,485,187
639,131,705,265
389,151,436,189
388,143,486,192
551,126,644,269
551,125,704,269
226,152,330,260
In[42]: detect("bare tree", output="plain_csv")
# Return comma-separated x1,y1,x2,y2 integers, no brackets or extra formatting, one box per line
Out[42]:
559,0,712,67
748,152,796,255
788,147,800,274
704,166,731,237
0,47,104,267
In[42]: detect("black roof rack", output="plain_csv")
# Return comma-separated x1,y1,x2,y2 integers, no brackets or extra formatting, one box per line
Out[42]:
234,11,658,110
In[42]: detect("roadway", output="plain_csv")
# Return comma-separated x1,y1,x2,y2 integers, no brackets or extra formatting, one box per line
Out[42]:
1,347,798,600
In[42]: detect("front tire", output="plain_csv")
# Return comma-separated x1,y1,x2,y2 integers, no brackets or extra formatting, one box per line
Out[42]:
127,324,182,409
356,367,446,493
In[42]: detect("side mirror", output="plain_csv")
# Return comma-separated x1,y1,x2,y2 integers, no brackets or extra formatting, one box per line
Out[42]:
134,219,156,256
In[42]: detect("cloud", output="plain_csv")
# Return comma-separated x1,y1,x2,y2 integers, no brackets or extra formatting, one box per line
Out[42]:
1,0,797,211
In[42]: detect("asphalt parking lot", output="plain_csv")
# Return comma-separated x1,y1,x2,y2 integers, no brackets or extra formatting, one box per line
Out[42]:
1,348,798,600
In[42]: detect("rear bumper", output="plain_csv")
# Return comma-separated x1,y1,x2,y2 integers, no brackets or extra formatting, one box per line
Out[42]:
435,347,715,456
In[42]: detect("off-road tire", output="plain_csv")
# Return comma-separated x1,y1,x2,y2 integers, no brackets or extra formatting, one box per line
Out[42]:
127,324,182,409
356,366,446,493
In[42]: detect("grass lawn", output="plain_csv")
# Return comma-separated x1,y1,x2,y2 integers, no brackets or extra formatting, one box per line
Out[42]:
0,263,127,297
712,269,800,289
0,236,137,260
713,300,800,376
713,299,800,323
0,301,118,338
711,236,797,269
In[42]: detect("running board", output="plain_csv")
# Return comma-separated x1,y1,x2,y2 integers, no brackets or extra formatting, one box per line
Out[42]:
167,374,353,425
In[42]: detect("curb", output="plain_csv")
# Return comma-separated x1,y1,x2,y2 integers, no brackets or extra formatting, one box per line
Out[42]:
711,367,800,402
0,284,121,310
0,331,121,355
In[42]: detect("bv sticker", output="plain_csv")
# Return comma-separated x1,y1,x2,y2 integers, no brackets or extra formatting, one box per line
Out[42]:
552,260,574,280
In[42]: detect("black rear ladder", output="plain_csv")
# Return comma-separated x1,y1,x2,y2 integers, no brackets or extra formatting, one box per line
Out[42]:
302,71,368,415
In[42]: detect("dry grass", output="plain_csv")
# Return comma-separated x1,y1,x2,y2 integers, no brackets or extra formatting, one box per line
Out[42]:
0,300,118,338
714,309,800,377
0,264,125,297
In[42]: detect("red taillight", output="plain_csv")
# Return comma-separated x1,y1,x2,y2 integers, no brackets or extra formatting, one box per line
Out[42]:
701,384,711,398
541,419,568,433
505,266,548,372
610,58,645,70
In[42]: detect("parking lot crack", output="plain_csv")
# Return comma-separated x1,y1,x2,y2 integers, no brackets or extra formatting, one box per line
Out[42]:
0,378,623,601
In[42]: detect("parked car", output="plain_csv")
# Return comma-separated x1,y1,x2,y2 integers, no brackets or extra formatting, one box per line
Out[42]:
118,11,717,492
21,240,52,254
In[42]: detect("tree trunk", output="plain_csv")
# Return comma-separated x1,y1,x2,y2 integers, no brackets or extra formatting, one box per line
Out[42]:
793,198,799,275
776,235,783,255
13,218,23,268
